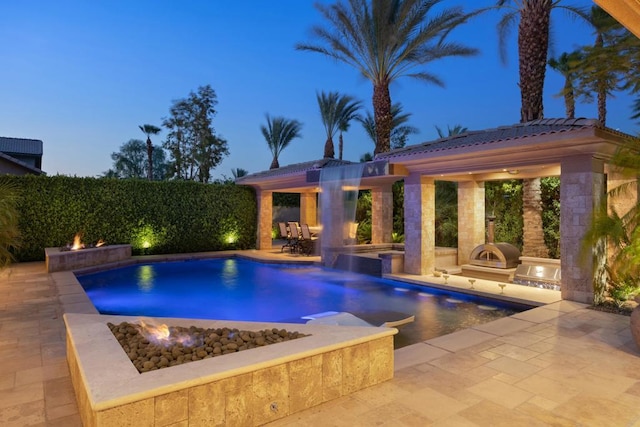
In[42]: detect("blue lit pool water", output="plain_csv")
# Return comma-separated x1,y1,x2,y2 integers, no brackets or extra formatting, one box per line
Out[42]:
76,258,531,347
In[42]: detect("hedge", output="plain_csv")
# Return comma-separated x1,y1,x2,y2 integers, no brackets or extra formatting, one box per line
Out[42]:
9,175,257,261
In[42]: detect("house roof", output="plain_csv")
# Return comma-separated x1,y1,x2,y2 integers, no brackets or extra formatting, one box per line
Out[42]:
0,137,44,156
377,118,625,160
237,158,354,183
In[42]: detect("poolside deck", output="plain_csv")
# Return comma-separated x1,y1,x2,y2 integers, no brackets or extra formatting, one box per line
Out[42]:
1,252,639,426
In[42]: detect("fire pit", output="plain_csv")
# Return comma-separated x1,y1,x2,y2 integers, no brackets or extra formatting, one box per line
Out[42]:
45,233,131,272
109,320,309,373
65,313,396,426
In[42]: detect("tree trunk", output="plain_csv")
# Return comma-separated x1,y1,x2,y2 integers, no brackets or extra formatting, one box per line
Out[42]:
595,34,607,125
564,82,575,119
146,137,154,180
518,0,551,123
522,178,549,258
324,137,335,159
373,82,392,154
338,132,344,161
270,157,279,169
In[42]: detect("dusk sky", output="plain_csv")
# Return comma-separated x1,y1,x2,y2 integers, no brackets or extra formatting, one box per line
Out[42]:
1,0,637,179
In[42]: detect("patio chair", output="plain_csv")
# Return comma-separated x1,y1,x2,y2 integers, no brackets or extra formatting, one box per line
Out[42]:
287,221,302,253
299,224,318,256
278,222,294,253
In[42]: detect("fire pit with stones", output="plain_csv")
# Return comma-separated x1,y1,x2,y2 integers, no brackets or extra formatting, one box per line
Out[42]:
65,313,396,426
109,320,309,373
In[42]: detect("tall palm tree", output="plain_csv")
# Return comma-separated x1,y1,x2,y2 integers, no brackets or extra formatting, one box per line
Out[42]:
231,168,248,179
573,6,628,125
358,103,419,150
139,124,161,180
548,51,585,119
337,98,362,161
316,91,361,159
496,0,589,123
297,0,478,155
261,115,303,169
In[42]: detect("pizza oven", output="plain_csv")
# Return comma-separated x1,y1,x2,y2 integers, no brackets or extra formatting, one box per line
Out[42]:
468,216,521,269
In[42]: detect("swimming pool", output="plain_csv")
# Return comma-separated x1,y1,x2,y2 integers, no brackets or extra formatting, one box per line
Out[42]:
76,257,531,348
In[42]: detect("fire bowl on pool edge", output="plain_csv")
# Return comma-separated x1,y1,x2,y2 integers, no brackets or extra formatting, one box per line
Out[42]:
65,313,396,426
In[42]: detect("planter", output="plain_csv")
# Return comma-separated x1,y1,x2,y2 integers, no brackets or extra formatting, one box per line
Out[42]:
631,295,640,351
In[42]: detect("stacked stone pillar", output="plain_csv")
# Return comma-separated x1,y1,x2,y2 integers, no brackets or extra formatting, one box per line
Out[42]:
371,184,393,244
300,191,318,226
560,155,605,303
403,173,435,275
256,189,273,250
457,181,485,265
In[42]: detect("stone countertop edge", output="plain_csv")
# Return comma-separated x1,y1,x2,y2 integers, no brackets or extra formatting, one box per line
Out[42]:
64,313,397,412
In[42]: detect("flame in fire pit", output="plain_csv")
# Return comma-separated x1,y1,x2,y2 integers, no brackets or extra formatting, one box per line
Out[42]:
71,233,85,251
136,319,198,347
96,239,105,248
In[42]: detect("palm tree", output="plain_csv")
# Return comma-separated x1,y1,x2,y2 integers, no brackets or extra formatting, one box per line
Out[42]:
316,91,361,159
261,115,303,169
548,51,585,119
139,124,161,180
358,103,419,150
583,140,640,304
496,0,589,122
297,0,478,155
435,124,468,138
231,168,248,179
336,98,362,161
572,6,628,125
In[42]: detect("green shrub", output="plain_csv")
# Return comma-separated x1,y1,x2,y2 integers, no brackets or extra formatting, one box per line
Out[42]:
9,175,256,261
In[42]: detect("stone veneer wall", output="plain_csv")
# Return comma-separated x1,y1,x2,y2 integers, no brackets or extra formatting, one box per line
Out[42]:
457,181,485,265
404,174,435,275
45,245,132,273
67,335,394,427
256,189,273,250
522,178,550,258
371,184,393,244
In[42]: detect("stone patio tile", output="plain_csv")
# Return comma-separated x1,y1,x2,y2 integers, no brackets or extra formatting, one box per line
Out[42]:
496,330,547,348
485,356,543,379
511,306,564,323
472,317,536,336
458,400,546,427
515,401,577,426
45,413,83,427
394,343,450,371
0,382,44,410
425,328,497,352
0,354,42,377
552,394,640,426
0,399,45,427
486,343,540,361
428,351,492,375
467,378,534,409
398,385,470,422
515,373,580,405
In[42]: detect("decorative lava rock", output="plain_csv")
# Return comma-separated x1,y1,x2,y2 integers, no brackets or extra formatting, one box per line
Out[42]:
107,321,310,373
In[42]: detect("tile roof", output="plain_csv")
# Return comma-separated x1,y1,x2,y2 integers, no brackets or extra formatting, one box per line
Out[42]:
236,158,354,182
376,118,626,160
0,137,43,155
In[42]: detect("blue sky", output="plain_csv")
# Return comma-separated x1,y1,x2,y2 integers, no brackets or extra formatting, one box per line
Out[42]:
0,0,637,179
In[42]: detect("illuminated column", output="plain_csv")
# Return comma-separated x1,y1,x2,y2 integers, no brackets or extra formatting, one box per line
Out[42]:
560,155,604,303
457,180,485,265
256,189,273,250
300,191,317,226
403,173,435,275
371,184,393,244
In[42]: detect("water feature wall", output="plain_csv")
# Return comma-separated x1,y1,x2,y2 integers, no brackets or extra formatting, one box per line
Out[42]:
319,163,365,268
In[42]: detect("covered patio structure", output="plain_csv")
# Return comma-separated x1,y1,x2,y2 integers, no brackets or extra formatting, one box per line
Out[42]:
238,118,637,304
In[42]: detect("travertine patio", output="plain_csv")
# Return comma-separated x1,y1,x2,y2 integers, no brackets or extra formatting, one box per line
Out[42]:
1,255,640,426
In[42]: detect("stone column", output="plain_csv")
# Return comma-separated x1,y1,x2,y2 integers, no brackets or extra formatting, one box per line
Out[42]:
403,173,435,275
371,184,393,244
522,178,550,258
256,189,273,250
300,192,317,226
457,181,485,265
560,155,605,303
